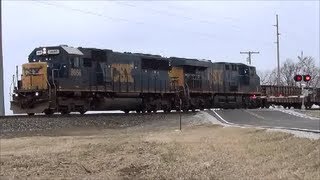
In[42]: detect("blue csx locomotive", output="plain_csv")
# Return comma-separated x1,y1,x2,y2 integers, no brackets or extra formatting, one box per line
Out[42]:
11,45,261,115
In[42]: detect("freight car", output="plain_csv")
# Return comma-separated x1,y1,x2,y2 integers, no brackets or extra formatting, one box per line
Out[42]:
260,85,320,109
10,45,262,115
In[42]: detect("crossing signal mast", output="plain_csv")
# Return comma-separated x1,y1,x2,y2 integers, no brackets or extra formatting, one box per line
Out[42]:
294,74,311,110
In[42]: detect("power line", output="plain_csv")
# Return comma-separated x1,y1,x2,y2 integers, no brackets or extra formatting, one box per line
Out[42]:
111,1,276,48
32,1,275,59
112,1,242,32
32,0,145,25
32,0,224,40
240,51,259,65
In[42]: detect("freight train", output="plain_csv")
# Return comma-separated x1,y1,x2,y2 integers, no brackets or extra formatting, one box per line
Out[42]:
11,45,263,115
260,85,320,109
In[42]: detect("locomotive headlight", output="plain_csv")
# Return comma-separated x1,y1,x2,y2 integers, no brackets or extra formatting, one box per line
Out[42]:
35,92,39,96
42,48,47,54
14,93,18,97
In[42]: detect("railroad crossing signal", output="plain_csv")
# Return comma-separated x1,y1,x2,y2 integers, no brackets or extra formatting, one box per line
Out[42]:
294,74,311,82
303,74,311,82
294,75,302,82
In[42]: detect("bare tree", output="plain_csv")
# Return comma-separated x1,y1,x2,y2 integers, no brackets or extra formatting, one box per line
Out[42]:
259,54,320,88
258,69,278,85
268,69,279,85
296,55,320,87
280,59,299,86
257,70,270,85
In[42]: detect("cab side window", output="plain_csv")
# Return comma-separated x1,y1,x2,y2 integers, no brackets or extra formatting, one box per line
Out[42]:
250,67,255,76
225,65,229,70
70,57,80,68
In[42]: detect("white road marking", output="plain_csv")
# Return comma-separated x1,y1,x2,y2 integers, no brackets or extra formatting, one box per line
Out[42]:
210,109,320,133
210,109,234,125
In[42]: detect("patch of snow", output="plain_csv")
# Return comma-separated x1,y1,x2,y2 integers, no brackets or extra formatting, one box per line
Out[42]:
312,104,320,108
85,110,124,114
272,108,320,120
200,111,229,127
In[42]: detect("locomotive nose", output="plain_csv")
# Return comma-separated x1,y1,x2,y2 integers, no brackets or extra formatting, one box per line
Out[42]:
21,62,48,90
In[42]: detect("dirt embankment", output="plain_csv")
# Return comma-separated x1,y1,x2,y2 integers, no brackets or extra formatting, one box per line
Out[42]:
1,112,319,179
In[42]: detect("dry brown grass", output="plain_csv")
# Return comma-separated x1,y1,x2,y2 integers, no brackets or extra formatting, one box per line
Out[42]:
1,125,319,180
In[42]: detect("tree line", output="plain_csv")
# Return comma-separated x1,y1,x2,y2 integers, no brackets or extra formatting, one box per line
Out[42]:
258,54,320,88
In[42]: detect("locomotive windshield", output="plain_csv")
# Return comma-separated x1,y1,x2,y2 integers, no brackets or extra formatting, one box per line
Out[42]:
28,47,61,63
238,65,250,75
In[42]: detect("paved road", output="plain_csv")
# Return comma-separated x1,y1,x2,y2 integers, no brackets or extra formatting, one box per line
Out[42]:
209,109,320,132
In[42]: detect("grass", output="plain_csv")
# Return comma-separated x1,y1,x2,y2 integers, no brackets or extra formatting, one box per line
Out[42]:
1,125,319,179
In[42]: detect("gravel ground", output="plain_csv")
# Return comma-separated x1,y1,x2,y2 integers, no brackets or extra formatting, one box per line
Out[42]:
0,112,204,138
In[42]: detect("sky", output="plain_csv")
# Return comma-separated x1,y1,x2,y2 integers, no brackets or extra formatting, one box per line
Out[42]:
2,0,320,114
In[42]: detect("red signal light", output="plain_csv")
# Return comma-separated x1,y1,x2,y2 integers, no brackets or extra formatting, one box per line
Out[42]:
294,75,302,82
304,75,311,82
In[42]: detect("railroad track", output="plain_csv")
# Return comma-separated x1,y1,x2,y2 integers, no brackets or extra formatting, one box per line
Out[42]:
2,107,319,119
0,111,189,119
305,108,320,110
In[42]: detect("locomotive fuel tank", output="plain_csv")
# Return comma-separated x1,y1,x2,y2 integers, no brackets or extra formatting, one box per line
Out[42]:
94,98,142,111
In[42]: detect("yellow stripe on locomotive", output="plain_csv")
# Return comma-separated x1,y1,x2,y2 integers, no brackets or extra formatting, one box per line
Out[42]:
21,62,48,90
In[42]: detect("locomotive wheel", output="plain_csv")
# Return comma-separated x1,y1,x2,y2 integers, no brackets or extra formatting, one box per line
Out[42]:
61,110,70,115
123,110,130,114
27,113,35,116
164,108,171,113
44,109,54,116
79,110,86,115
136,110,141,113
163,105,171,113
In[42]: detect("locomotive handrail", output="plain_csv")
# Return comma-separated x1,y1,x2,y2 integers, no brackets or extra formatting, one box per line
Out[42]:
44,74,51,100
51,69,59,103
9,75,15,101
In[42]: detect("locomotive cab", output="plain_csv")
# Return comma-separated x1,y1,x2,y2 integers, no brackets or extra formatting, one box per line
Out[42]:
11,45,84,115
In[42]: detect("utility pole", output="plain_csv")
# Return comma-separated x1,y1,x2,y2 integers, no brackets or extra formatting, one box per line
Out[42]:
274,14,280,85
240,51,259,65
0,0,4,116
